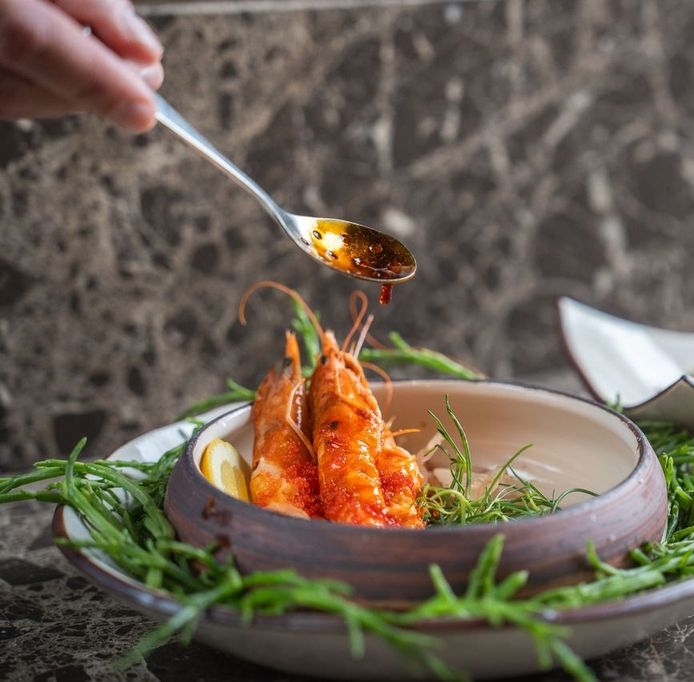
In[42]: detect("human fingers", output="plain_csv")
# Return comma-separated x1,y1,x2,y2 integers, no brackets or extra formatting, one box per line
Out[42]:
0,0,156,131
51,0,162,64
0,67,74,120
0,61,162,121
133,60,164,90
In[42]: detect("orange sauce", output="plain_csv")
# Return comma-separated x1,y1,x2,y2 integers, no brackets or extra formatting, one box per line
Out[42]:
309,219,416,283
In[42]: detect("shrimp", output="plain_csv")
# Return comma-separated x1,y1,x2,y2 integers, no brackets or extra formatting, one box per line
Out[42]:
240,280,425,528
250,332,323,519
308,331,391,526
377,431,425,528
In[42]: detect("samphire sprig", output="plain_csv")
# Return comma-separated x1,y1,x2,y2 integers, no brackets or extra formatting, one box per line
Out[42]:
10,417,694,681
622,421,694,577
418,396,596,526
0,438,593,682
5,421,694,681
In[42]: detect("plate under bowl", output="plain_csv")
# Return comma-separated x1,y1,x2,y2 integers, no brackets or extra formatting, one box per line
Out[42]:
50,395,685,680
164,379,667,604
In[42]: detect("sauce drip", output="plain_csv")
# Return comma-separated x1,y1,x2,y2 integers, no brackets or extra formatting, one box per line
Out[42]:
378,283,393,305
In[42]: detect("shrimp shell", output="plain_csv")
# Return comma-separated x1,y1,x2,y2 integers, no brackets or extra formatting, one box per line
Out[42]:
309,331,390,527
250,332,323,519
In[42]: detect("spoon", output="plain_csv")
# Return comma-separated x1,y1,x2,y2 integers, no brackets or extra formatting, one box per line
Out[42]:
153,94,416,293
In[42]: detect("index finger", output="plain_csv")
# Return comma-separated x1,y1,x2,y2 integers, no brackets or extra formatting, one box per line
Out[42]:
51,0,163,64
0,0,157,131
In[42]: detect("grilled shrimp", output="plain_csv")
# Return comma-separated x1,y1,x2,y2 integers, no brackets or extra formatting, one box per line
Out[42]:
250,332,323,519
241,280,425,528
308,331,390,527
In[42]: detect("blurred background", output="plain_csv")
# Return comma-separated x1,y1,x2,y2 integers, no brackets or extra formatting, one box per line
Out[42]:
2,0,694,472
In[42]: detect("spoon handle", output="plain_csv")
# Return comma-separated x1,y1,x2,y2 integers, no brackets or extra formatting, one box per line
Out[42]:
153,93,285,225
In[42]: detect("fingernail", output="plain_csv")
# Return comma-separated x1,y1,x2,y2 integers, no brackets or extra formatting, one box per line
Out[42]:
122,10,163,56
140,63,164,89
112,99,155,132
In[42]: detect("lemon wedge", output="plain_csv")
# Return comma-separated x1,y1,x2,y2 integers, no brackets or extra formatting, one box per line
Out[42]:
200,438,251,502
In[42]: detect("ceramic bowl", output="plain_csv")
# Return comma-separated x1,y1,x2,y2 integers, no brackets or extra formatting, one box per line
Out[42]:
164,380,667,605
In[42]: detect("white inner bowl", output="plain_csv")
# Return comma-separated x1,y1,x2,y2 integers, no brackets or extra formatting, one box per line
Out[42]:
192,379,642,507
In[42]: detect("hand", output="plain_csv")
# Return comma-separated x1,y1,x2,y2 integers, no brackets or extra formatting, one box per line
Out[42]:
0,0,164,132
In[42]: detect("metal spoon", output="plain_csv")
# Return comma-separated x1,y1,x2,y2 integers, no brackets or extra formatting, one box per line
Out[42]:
153,94,416,287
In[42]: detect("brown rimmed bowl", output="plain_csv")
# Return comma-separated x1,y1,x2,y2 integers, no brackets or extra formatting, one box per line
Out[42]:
164,379,667,605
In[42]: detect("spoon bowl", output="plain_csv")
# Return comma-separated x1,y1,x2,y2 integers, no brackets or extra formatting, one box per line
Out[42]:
289,216,416,282
153,95,416,285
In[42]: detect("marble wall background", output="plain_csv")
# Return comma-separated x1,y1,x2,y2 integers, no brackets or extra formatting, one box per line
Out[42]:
2,0,694,471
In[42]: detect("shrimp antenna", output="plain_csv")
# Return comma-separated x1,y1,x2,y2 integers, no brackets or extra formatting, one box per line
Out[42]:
342,290,370,353
351,313,374,358
238,280,325,340
348,290,387,349
383,417,419,439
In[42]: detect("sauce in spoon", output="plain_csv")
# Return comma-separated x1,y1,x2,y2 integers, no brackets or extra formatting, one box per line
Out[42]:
307,219,416,304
